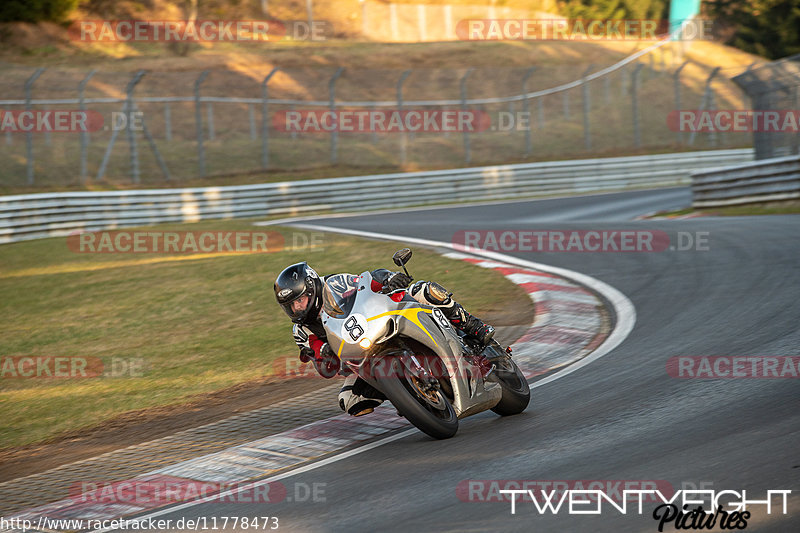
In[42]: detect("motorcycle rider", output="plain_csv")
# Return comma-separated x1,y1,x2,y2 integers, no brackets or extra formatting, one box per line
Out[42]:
274,262,495,417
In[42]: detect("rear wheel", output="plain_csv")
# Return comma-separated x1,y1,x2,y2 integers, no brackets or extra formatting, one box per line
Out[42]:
373,354,458,439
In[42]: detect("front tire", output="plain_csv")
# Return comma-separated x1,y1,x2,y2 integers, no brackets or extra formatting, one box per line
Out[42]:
484,344,531,416
374,355,459,439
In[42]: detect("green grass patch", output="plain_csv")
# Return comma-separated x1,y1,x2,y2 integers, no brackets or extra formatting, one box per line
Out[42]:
0,220,527,449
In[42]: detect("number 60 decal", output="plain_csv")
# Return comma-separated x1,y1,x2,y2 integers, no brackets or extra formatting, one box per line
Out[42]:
343,315,365,342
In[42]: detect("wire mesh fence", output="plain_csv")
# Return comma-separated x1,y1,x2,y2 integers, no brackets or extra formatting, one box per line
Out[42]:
0,45,752,188
732,54,800,160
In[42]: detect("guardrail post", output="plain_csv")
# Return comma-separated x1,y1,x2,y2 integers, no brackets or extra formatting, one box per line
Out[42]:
78,69,96,184
562,90,570,120
673,60,690,145
688,67,720,147
328,67,344,163
164,103,172,141
261,67,279,168
581,64,593,151
396,69,412,165
194,70,210,177
604,74,610,105
521,67,536,156
125,70,146,184
24,68,45,185
460,68,474,164
631,63,644,148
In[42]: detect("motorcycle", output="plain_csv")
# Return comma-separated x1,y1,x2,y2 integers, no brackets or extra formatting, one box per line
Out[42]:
320,248,530,439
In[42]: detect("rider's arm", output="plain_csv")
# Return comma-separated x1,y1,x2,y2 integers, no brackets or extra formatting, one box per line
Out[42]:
370,269,412,291
292,323,325,359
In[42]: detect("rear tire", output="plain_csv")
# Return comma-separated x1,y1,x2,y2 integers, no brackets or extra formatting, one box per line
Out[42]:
374,355,459,439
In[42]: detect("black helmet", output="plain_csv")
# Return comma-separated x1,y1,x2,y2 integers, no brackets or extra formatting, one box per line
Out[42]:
274,262,323,323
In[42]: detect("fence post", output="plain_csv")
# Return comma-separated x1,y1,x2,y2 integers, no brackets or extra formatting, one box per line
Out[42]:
631,64,644,148
673,60,690,145
24,68,45,185
329,67,344,163
194,70,210,177
125,70,146,184
581,64,594,151
78,69,96,184
521,67,536,156
248,103,257,140
688,67,720,147
397,69,412,165
604,74,610,105
206,102,215,141
460,68,474,164
133,101,171,182
537,96,544,129
261,67,280,168
164,103,172,141
562,90,570,120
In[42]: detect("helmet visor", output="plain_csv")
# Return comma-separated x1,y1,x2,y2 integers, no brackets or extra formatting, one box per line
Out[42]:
280,292,313,322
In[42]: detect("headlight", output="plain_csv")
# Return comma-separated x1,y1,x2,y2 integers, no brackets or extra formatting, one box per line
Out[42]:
359,337,372,350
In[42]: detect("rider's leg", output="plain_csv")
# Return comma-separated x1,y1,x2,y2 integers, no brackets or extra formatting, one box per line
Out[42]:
409,281,495,345
338,374,385,416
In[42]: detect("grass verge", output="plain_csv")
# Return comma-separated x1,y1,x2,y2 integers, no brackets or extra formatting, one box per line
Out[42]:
0,220,530,449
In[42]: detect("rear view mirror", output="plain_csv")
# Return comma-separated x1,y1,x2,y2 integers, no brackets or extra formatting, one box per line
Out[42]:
393,248,412,267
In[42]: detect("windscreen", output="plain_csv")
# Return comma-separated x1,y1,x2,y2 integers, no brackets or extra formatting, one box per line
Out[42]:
322,273,360,318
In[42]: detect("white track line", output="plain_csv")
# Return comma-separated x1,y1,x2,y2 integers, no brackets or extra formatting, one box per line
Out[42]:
91,226,635,532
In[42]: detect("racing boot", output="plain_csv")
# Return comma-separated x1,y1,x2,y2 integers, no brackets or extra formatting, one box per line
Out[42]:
443,301,495,347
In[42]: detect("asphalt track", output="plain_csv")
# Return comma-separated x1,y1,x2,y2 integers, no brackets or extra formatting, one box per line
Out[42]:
137,187,800,532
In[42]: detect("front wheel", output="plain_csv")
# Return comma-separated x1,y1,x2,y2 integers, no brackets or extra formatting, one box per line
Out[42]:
374,355,458,440
484,344,531,416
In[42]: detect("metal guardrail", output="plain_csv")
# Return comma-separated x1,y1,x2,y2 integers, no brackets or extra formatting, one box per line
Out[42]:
691,154,800,207
0,148,753,244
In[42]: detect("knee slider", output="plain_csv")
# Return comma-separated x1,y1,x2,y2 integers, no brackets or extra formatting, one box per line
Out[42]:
424,282,452,306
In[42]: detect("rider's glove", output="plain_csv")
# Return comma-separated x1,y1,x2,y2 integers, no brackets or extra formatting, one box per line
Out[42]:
384,271,413,292
299,346,315,363
313,343,341,379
